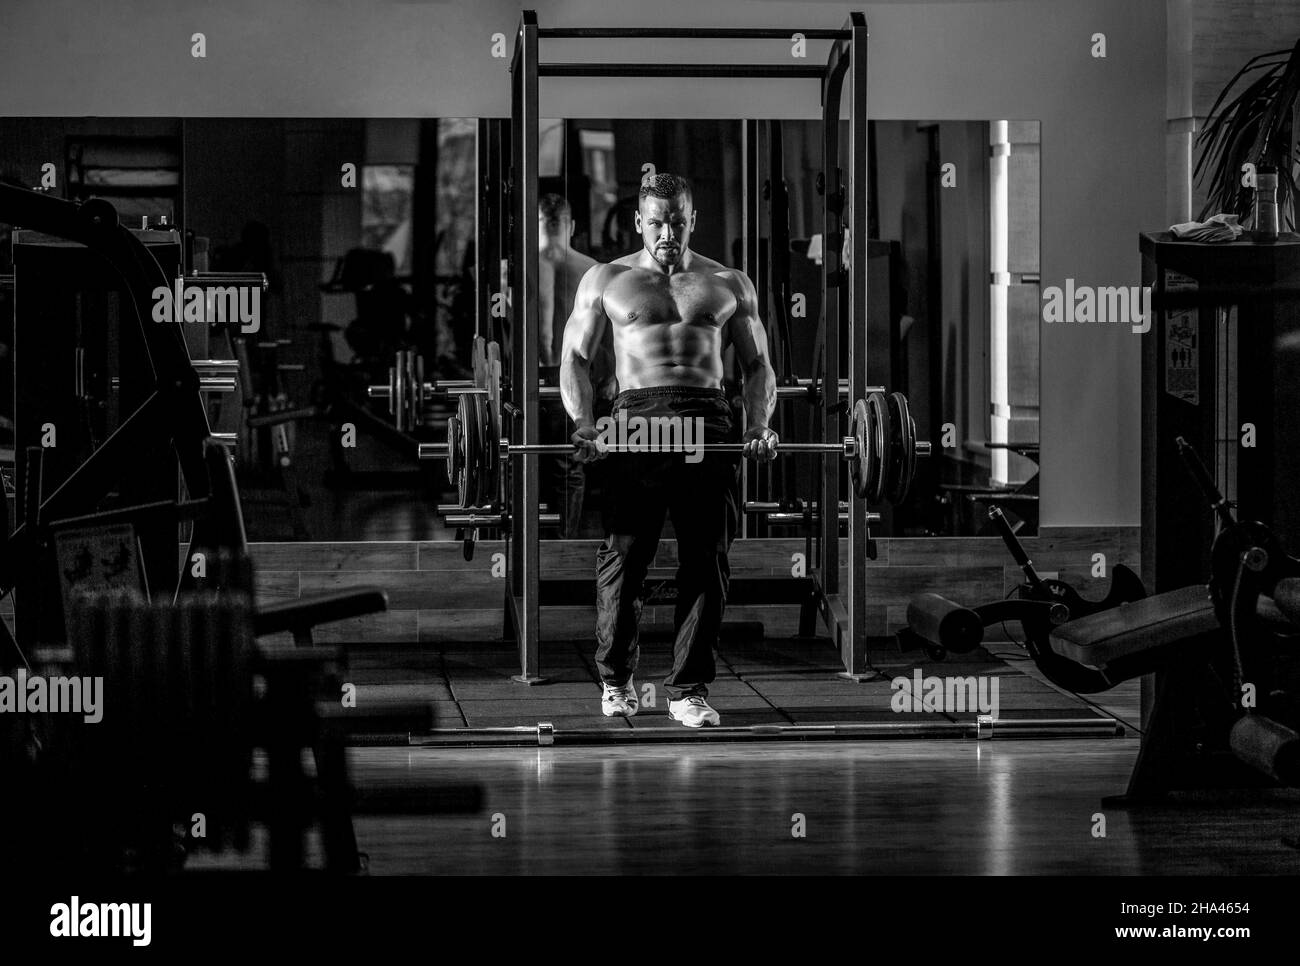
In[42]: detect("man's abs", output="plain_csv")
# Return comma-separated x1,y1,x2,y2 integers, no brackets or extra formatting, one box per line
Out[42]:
602,266,736,391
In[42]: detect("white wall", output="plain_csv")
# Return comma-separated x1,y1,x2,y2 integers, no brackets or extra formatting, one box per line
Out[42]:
0,0,1167,527
1166,0,1300,223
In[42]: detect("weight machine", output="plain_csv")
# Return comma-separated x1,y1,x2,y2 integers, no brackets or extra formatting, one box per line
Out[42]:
363,14,927,685
490,11,920,683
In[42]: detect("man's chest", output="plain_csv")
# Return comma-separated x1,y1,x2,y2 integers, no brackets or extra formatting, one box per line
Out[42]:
604,272,735,332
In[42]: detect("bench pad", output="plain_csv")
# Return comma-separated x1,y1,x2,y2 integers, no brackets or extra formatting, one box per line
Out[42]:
1049,585,1217,669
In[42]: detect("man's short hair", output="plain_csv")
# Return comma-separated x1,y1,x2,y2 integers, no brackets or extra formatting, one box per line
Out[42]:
539,193,571,222
639,173,692,207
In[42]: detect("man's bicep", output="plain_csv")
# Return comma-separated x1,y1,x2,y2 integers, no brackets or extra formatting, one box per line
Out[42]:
731,314,772,371
725,274,770,368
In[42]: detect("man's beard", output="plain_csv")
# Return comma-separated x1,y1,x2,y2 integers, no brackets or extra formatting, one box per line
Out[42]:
651,243,681,265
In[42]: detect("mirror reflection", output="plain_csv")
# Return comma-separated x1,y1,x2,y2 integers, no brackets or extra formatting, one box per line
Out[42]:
0,117,1039,540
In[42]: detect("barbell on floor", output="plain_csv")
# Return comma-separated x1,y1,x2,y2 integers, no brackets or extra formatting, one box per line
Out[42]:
417,386,930,508
407,717,1123,747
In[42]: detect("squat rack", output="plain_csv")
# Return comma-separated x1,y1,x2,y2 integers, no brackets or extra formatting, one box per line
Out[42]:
504,11,876,682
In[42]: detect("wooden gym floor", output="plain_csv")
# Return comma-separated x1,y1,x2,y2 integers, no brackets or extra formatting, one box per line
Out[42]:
187,636,1300,875
349,741,1300,875
183,739,1300,875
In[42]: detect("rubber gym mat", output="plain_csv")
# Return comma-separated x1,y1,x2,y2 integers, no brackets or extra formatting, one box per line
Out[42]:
337,633,1119,742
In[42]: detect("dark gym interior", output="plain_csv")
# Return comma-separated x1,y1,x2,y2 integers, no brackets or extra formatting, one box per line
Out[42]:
1,0,1298,947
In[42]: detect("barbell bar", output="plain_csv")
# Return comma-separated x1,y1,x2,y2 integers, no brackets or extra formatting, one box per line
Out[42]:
444,512,561,527
370,378,872,403
421,389,930,508
422,439,868,457
110,358,241,395
370,340,880,432
742,501,879,525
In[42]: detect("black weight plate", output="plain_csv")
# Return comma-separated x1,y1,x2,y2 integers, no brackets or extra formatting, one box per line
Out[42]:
413,352,426,427
403,350,419,431
483,388,501,509
849,398,872,499
867,391,889,505
474,392,494,509
472,336,487,391
457,391,480,508
446,414,461,488
889,391,917,504
884,392,904,504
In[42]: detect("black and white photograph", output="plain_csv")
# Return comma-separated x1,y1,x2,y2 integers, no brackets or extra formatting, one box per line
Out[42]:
0,0,1297,950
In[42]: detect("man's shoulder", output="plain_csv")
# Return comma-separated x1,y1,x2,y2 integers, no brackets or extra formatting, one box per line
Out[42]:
704,262,756,296
608,252,644,270
690,252,731,275
687,254,747,283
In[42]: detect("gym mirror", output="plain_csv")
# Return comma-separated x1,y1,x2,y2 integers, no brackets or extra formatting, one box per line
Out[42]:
0,117,1038,542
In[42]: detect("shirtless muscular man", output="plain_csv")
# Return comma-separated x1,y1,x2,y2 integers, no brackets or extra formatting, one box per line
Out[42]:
560,174,778,727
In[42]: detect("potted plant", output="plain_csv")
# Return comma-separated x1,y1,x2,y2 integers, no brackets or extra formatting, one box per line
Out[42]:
1195,37,1300,231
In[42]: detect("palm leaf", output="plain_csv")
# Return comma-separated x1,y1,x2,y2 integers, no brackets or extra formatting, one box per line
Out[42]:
1195,38,1300,225
1195,75,1279,184
1195,71,1280,164
1201,50,1288,123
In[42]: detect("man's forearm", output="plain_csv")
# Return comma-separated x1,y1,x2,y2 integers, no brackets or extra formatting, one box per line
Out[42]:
742,362,777,431
560,357,596,429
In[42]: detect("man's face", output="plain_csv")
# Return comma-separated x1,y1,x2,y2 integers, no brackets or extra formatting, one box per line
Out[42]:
636,194,694,268
539,212,572,256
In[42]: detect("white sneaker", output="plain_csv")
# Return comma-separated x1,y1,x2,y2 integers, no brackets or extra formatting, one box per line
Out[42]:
668,695,720,728
601,679,639,717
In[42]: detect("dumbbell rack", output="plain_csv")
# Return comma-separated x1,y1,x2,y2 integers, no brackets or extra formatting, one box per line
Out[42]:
488,11,890,684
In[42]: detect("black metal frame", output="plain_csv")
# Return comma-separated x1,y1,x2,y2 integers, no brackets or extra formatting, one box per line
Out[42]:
741,119,763,538
539,64,824,78
476,118,508,344
536,28,850,39
741,119,799,539
0,184,215,651
506,15,543,682
505,11,874,682
817,14,873,678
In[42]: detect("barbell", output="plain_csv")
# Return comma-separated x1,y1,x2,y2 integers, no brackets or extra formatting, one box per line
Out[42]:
419,387,930,509
370,337,880,432
370,339,500,432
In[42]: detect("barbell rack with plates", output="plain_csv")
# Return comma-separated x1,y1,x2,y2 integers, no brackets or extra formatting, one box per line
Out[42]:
421,388,929,510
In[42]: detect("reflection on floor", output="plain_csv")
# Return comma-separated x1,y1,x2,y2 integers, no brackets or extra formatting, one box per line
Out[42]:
239,415,449,543
188,740,1300,875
